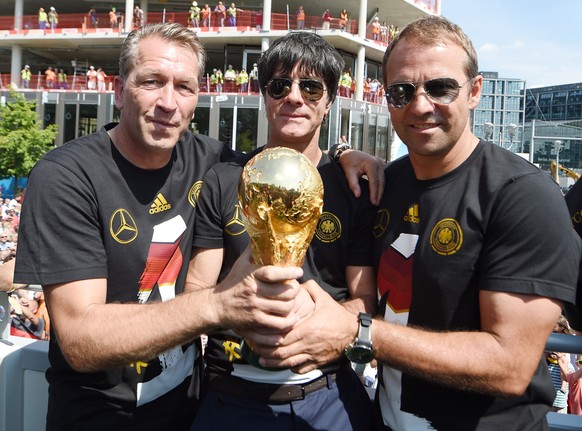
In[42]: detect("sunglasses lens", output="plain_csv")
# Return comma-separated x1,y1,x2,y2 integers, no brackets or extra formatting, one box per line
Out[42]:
299,80,325,101
267,79,292,99
425,78,461,104
386,83,415,108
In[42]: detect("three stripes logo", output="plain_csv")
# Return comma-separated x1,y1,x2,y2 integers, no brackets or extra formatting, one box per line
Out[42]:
149,193,172,214
403,204,420,224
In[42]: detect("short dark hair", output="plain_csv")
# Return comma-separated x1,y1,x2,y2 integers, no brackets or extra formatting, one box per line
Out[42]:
258,32,344,104
383,16,478,82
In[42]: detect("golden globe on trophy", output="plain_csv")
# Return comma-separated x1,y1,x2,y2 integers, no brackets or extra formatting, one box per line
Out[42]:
238,146,324,266
238,146,324,368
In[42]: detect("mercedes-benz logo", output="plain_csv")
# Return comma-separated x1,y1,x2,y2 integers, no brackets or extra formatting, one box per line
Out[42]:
109,209,138,244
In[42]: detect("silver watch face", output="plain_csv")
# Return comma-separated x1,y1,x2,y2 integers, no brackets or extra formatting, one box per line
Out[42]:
346,345,374,364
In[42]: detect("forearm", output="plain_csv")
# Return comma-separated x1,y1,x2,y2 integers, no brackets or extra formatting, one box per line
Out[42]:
342,294,377,315
373,320,540,396
54,289,219,372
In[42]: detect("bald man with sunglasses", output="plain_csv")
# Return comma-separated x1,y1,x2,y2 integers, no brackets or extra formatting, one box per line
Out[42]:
186,31,377,430
247,16,581,430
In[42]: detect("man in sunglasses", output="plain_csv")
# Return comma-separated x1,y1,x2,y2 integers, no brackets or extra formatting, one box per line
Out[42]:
187,31,377,430
247,16,581,430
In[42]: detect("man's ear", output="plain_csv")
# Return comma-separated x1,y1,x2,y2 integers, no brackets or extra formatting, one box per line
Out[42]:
113,76,124,110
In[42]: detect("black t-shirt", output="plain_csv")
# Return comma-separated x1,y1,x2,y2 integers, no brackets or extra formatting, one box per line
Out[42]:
193,148,376,376
15,124,235,430
373,141,580,430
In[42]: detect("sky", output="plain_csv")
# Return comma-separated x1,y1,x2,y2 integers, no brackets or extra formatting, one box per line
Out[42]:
441,0,582,88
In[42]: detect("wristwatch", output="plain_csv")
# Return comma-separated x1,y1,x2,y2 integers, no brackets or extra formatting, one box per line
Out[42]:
329,143,351,164
345,312,374,364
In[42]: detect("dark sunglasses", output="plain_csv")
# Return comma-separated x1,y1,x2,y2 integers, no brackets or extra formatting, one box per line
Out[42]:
385,77,474,108
266,78,326,102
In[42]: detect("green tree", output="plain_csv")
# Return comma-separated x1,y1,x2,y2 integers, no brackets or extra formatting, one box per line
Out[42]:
0,90,57,194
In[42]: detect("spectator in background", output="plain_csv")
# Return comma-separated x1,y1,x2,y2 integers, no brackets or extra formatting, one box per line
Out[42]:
214,2,226,27
88,8,98,28
223,64,236,92
10,295,45,339
34,290,50,340
109,7,118,30
189,2,200,28
372,16,381,41
58,69,68,89
227,3,242,27
546,315,575,413
0,230,13,252
21,65,31,89
201,4,211,27
296,5,305,30
339,9,349,31
249,62,258,93
566,357,582,415
44,66,56,89
238,67,248,93
97,68,108,92
38,7,48,30
322,9,331,30
86,65,97,90
134,5,144,28
339,67,352,97
48,7,58,30
381,20,388,43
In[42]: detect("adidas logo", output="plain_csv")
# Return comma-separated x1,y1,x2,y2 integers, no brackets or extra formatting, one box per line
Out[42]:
149,193,172,214
403,204,420,223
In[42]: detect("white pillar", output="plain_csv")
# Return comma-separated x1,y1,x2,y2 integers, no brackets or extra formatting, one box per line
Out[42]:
14,0,23,30
141,0,149,24
262,0,272,32
358,0,368,39
355,0,368,102
355,45,365,101
125,0,135,33
10,45,23,89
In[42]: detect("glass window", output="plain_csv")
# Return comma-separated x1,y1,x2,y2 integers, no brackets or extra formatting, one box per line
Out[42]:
351,110,364,152
78,104,98,138
191,107,210,136
376,115,390,162
219,107,233,147
235,108,259,154
367,113,377,156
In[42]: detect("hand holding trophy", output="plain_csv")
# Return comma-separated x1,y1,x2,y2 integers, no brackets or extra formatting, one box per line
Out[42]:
238,146,324,367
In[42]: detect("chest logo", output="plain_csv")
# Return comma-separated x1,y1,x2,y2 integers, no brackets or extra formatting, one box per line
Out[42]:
373,209,390,239
150,193,171,214
188,181,203,208
225,204,246,236
110,209,138,244
315,212,341,243
404,204,420,223
430,218,463,256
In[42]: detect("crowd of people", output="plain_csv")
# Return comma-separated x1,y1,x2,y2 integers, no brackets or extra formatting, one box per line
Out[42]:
6,14,582,431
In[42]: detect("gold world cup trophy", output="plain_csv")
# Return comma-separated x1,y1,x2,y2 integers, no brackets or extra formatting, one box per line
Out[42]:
238,146,324,368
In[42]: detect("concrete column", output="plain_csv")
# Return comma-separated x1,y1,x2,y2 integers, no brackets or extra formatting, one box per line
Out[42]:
14,0,23,31
141,0,149,24
10,45,23,89
358,0,368,39
125,0,135,33
262,0,272,31
355,45,365,102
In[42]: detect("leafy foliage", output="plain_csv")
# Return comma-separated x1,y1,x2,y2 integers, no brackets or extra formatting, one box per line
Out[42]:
0,90,57,179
